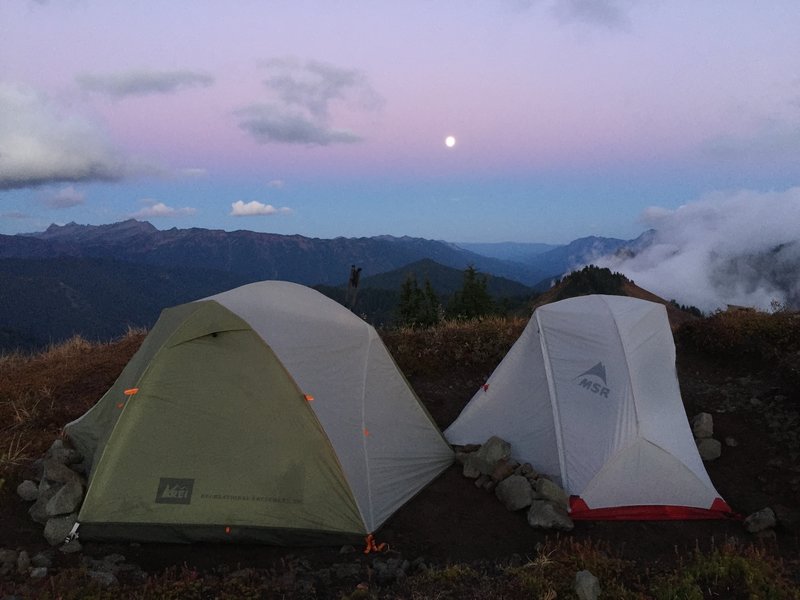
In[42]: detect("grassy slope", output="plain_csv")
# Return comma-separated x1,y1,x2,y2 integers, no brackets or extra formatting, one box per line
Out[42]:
1,314,799,597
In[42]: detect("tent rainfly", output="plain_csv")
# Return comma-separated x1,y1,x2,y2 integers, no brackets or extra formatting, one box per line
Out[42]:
445,294,732,519
65,281,453,544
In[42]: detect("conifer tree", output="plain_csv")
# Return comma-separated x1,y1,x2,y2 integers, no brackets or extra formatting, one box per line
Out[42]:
447,265,494,319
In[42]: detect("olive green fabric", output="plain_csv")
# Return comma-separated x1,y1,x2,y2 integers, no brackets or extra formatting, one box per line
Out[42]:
67,301,365,543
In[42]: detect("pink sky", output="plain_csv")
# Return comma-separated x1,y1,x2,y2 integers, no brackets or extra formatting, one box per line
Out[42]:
2,0,800,243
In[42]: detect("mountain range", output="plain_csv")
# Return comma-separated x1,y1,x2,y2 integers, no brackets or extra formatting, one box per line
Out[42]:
0,220,645,351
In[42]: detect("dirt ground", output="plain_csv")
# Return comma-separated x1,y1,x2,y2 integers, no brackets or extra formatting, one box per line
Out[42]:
1,340,798,585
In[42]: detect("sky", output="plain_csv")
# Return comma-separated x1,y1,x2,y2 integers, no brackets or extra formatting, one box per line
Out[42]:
1,0,800,246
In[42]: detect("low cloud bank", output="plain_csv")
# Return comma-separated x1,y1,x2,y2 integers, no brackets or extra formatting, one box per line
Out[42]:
592,188,800,312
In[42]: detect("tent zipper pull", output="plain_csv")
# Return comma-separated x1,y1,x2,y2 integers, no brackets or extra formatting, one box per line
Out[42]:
64,522,80,544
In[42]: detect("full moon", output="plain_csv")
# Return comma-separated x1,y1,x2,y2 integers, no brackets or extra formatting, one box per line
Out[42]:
445,135,456,148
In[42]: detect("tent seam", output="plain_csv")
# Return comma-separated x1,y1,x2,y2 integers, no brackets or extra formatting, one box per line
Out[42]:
536,310,568,490
360,329,375,532
602,296,642,432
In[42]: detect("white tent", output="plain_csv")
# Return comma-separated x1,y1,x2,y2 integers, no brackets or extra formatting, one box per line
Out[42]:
206,281,455,533
445,295,731,519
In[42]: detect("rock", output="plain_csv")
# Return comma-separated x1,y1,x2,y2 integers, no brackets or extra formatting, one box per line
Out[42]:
472,436,512,475
88,570,119,587
691,412,714,439
16,480,39,502
527,500,574,531
29,483,61,524
22,458,45,482
16,550,30,574
495,475,534,511
46,439,83,466
744,507,777,533
462,457,481,479
474,474,492,488
514,463,538,479
44,513,78,546
372,557,407,585
574,569,601,600
724,437,738,447
43,459,81,485
454,451,470,465
45,479,84,517
696,438,722,461
491,458,517,482
30,566,48,578
533,477,569,510
31,552,53,568
339,545,356,554
60,540,82,554
454,443,481,454
0,548,19,576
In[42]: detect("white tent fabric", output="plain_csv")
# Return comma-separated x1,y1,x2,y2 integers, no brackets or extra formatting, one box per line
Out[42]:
206,281,454,532
445,295,728,517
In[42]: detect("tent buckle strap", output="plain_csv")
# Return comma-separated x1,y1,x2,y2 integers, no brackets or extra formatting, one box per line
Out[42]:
64,522,80,544
363,534,389,554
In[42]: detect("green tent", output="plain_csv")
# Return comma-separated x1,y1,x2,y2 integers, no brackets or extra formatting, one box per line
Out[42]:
65,281,453,544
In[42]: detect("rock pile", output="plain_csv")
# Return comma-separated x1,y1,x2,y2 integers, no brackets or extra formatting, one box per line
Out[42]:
16,438,86,549
691,412,723,461
454,436,574,531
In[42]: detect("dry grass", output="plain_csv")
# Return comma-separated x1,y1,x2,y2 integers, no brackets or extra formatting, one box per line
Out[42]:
0,328,146,478
381,316,527,376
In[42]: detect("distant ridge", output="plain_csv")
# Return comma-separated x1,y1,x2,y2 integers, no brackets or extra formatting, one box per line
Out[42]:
4,219,547,286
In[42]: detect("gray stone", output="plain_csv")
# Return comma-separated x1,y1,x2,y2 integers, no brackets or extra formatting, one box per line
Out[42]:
724,436,738,447
30,566,48,579
474,474,492,488
691,412,714,439
46,439,83,466
744,507,777,533
44,513,77,546
0,548,19,576
574,569,601,600
29,484,60,525
16,479,39,502
43,459,81,485
16,550,30,574
514,462,538,479
472,436,512,475
462,456,481,479
527,500,574,531
491,458,517,482
31,552,53,568
696,437,722,461
60,540,82,554
454,451,470,465
495,475,534,511
88,570,119,587
533,477,570,510
45,480,84,516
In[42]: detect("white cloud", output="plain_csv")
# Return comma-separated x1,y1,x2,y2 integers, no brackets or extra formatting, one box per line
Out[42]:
236,104,360,145
179,167,208,178
551,0,633,30
0,82,130,190
267,179,285,188
131,199,196,218
76,70,214,98
0,211,30,219
42,185,85,208
236,58,382,146
230,200,292,216
592,188,800,311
